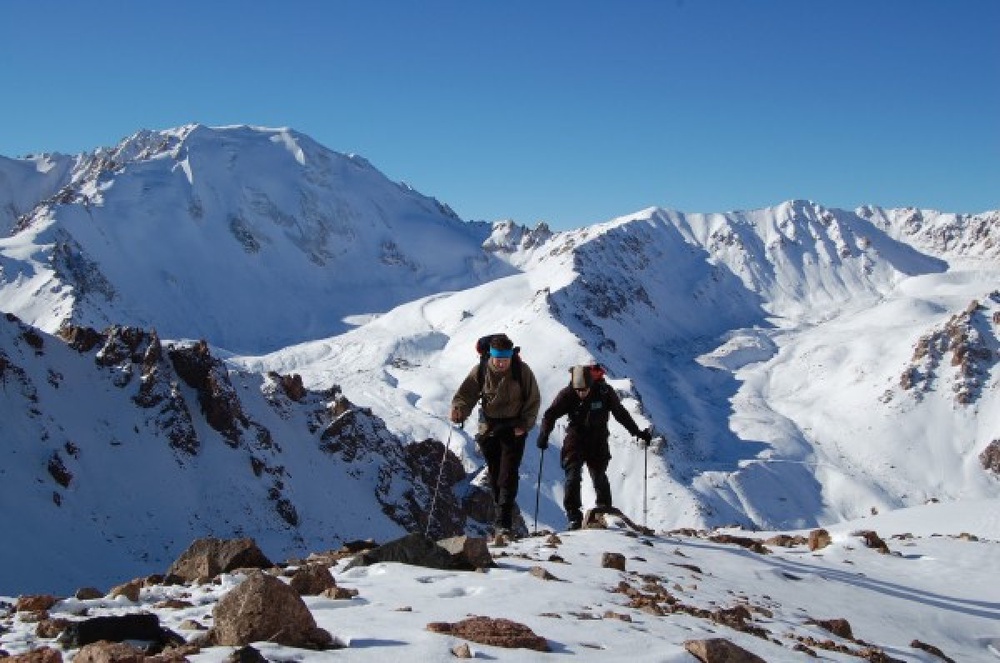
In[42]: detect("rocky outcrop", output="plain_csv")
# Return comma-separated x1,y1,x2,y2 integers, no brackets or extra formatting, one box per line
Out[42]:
980,439,1000,475
898,298,998,406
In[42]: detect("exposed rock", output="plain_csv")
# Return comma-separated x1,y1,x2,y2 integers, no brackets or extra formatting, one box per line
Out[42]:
345,533,462,571
808,528,832,551
166,537,273,582
34,619,70,639
980,439,1000,474
808,617,854,639
227,645,269,663
273,372,306,402
709,534,770,554
529,566,561,581
109,579,142,602
74,588,103,601
168,340,248,446
288,565,336,596
426,616,549,652
684,638,767,663
208,571,334,649
4,646,63,663
898,301,997,406
14,596,59,613
451,642,473,658
436,536,494,570
601,552,626,571
911,639,957,663
319,586,359,600
58,614,180,649
853,530,890,554
57,325,103,353
72,641,145,663
764,534,808,548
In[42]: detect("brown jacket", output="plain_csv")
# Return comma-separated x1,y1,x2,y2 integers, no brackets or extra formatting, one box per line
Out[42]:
451,359,541,434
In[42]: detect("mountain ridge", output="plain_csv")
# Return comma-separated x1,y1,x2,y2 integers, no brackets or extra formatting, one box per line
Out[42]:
1,124,998,594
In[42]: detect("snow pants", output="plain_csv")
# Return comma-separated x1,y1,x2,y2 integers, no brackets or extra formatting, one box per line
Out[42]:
478,426,526,529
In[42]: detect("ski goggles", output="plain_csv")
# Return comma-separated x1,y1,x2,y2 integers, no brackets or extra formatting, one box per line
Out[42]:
489,348,514,359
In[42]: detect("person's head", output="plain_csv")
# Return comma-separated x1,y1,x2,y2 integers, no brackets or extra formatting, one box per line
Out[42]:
488,335,515,372
569,364,593,399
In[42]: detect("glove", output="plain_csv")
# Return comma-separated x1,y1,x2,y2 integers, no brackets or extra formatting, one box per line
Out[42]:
637,427,653,446
536,432,549,450
450,407,466,425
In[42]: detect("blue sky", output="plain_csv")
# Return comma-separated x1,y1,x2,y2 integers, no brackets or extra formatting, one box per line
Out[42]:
2,1,997,230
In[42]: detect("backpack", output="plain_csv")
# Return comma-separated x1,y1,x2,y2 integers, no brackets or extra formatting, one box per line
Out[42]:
475,334,528,403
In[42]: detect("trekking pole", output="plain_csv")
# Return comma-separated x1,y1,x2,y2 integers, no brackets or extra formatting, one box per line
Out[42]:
533,447,545,533
425,423,455,538
643,438,648,530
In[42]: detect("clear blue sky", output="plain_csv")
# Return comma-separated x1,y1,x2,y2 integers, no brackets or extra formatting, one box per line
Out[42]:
2,1,997,229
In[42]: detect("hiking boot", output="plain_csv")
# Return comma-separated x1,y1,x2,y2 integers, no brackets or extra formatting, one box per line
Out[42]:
567,518,582,531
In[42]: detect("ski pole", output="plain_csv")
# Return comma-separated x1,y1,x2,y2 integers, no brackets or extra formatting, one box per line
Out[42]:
643,438,648,529
425,424,454,538
533,447,545,533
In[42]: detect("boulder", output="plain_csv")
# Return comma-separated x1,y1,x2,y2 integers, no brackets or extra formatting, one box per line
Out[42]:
684,638,767,663
288,565,336,596
167,537,273,582
208,571,333,649
436,536,493,570
345,533,455,570
426,616,548,652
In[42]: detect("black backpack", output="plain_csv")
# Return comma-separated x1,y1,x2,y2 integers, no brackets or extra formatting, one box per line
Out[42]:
475,334,528,403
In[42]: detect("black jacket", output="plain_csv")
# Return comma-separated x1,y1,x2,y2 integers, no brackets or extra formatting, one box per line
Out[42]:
539,382,641,464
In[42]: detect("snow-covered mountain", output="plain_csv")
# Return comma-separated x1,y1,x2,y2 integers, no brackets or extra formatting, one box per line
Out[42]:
1,125,998,598
0,124,511,353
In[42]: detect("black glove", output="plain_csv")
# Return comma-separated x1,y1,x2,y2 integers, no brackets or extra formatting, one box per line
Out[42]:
536,432,549,450
637,427,653,446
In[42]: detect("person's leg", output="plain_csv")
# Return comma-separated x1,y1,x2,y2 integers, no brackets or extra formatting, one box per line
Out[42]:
495,431,526,530
587,457,613,510
562,459,584,529
478,433,502,505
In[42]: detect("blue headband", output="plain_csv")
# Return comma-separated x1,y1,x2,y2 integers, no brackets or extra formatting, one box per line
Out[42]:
489,348,514,359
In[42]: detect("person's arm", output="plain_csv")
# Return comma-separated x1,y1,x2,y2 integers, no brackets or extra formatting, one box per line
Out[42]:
606,387,642,437
515,363,542,435
536,387,572,449
450,365,481,424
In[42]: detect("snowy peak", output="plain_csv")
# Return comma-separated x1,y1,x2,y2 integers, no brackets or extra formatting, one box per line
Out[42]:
0,125,511,353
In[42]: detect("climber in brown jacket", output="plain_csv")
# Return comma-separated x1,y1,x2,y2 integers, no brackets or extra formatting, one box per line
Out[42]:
450,334,541,535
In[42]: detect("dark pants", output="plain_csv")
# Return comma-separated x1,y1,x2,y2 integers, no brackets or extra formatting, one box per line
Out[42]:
561,456,612,524
478,427,526,529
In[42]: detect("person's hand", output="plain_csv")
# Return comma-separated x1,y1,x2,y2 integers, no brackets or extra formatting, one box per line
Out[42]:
637,427,653,446
450,407,465,425
536,432,549,450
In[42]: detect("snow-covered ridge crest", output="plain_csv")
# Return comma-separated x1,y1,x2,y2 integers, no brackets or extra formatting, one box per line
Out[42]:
858,205,1000,261
0,124,511,353
532,199,948,338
